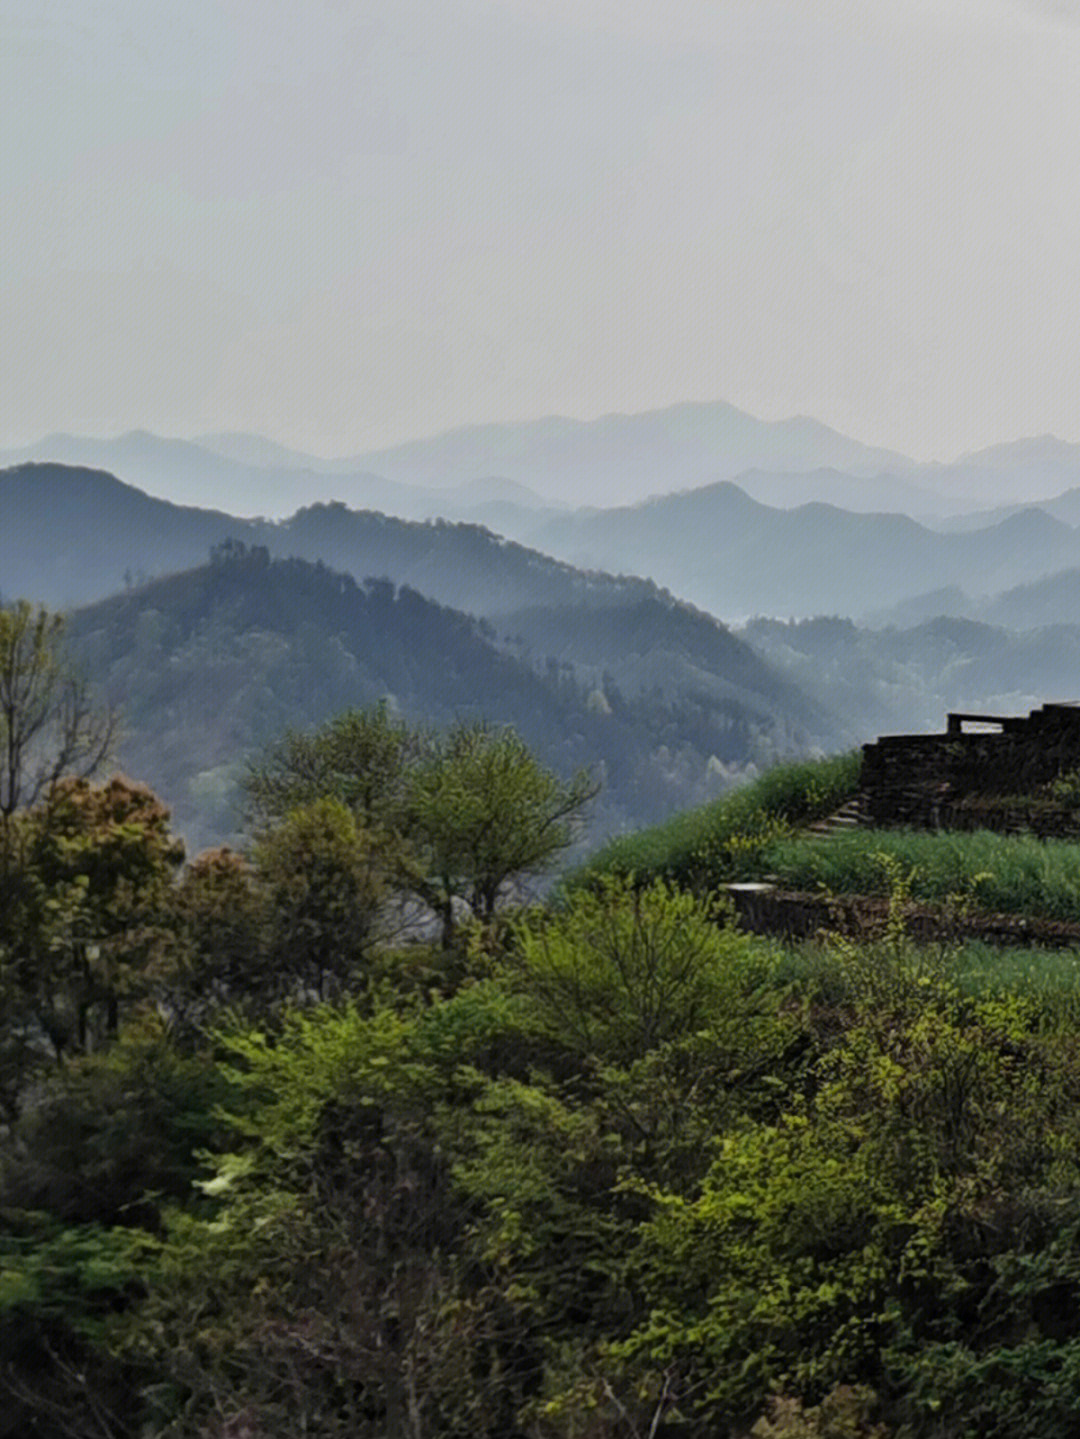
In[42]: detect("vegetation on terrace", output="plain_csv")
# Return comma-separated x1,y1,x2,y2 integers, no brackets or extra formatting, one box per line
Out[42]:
572,750,861,890
763,827,1080,924
577,744,1080,934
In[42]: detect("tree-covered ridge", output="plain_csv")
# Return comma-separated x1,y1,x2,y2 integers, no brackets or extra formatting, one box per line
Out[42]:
740,612,1080,747
65,550,821,851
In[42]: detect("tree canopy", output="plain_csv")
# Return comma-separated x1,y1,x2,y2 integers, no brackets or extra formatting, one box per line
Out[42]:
245,707,597,943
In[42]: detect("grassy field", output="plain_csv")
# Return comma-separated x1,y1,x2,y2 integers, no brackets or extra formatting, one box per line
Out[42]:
763,826,1080,923
573,750,861,890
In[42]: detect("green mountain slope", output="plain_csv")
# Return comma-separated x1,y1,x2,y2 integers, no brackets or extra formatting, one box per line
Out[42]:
68,552,827,851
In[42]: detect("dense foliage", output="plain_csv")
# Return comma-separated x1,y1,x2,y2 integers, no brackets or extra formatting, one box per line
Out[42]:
7,678,1080,1437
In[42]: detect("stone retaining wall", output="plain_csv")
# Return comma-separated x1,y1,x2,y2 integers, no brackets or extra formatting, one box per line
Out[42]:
726,884,1080,950
861,702,1080,832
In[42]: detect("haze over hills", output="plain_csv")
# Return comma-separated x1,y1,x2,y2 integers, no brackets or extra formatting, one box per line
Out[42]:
717,467,950,518
743,611,1080,746
343,401,917,506
0,431,343,517
65,550,827,851
0,462,704,616
9,461,1080,626
864,558,1080,633
0,433,560,529
929,487,1080,536
10,405,1080,529
2,401,924,532
924,436,1080,509
981,568,1080,631
528,483,1080,620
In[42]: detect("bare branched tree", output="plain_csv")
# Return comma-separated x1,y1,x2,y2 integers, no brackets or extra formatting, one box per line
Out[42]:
0,601,116,827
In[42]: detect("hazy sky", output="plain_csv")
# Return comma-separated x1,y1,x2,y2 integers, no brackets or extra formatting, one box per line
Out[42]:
4,0,1080,459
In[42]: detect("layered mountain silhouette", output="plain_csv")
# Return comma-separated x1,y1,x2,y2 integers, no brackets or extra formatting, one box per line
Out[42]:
867,560,1080,632
10,405,1080,533
744,610,1080,745
342,401,916,506
528,484,1080,619
0,434,559,530
7,462,1080,623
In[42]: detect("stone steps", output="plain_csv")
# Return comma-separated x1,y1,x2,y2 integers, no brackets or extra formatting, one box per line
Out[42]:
802,798,863,840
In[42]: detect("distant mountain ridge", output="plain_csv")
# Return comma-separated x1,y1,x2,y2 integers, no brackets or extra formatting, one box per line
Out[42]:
0,434,559,528
742,609,1080,747
720,466,949,517
10,406,1080,523
914,436,1080,512
7,461,1080,624
344,401,917,505
526,483,1080,620
2,402,922,528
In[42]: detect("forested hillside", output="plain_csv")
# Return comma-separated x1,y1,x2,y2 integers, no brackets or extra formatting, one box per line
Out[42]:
67,549,826,849
741,613,1080,742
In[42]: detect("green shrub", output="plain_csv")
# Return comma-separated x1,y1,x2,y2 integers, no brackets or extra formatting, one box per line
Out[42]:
513,875,776,1066
573,751,861,892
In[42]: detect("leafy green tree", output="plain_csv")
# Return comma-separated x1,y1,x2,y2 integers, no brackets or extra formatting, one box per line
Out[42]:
0,777,184,1112
1,1016,231,1229
126,1004,515,1439
409,722,598,944
245,708,597,948
255,798,394,1000
0,1214,152,1439
243,703,415,832
167,844,267,1028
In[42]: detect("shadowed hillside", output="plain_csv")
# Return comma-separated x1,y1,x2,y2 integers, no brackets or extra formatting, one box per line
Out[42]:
68,551,829,850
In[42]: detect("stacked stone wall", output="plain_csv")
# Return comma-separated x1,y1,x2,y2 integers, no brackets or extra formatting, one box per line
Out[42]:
861,703,1080,833
727,885,1080,949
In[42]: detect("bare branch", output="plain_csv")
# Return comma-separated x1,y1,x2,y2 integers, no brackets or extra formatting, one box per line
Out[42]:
0,601,115,827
